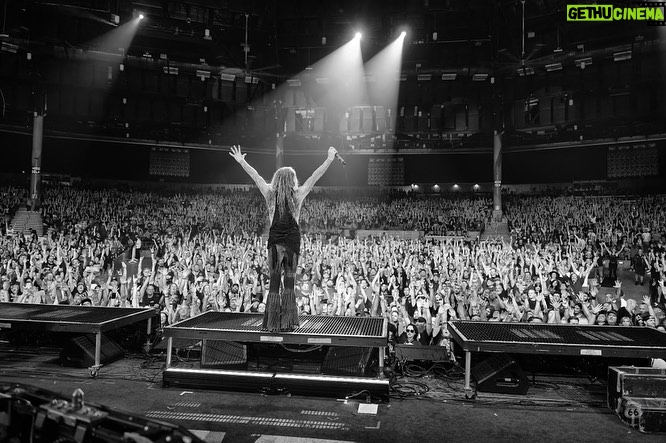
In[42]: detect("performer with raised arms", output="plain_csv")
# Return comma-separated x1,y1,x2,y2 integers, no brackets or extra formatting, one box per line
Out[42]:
230,145,338,331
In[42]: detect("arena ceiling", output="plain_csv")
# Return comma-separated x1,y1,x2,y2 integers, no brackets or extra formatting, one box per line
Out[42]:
2,1,655,78
0,0,664,152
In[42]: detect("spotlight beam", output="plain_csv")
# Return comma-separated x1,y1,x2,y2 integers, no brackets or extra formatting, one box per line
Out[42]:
363,32,406,145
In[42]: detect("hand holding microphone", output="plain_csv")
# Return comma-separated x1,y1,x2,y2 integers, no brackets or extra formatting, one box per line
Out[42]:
327,146,346,166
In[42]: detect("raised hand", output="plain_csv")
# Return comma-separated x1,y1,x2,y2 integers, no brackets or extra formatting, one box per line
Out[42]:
327,146,337,161
229,145,246,163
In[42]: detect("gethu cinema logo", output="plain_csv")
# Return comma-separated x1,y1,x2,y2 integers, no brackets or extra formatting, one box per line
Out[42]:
567,4,665,21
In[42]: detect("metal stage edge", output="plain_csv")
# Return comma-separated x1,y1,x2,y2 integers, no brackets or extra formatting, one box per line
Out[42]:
161,312,390,400
447,321,666,398
0,303,156,377
162,367,390,402
163,312,388,374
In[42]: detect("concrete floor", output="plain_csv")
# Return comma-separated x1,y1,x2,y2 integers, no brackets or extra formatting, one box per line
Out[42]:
1,365,664,443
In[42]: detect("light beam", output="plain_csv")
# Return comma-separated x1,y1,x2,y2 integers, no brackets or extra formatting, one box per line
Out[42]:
363,32,406,141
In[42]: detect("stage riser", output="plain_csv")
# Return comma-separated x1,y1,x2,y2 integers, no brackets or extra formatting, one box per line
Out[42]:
162,368,389,402
449,321,666,359
164,312,387,348
449,321,666,396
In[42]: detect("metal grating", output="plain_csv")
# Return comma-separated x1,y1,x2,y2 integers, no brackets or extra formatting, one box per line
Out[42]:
0,303,150,324
171,312,385,338
451,321,666,348
146,411,349,431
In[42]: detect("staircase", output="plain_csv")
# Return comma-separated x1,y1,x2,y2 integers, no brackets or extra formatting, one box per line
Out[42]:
10,209,44,237
480,219,511,243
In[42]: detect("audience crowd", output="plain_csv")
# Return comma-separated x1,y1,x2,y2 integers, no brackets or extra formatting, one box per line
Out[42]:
0,185,664,353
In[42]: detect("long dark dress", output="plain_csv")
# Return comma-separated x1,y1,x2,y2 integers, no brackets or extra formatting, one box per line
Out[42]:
263,196,300,332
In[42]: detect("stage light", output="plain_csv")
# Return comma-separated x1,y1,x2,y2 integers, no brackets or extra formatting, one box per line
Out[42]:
400,31,406,38
355,32,362,40
613,50,631,62
139,13,144,20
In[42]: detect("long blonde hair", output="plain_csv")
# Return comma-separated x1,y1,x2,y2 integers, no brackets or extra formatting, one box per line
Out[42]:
269,167,298,218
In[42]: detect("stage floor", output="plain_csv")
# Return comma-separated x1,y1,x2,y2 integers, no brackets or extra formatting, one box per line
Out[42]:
0,348,664,443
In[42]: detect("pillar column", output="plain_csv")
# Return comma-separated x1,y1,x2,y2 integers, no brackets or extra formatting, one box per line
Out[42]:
493,130,502,222
30,113,44,210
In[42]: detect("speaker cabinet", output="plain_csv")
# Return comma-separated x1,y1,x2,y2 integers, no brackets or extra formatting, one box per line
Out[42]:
321,347,376,376
471,354,529,395
201,340,247,369
59,334,124,368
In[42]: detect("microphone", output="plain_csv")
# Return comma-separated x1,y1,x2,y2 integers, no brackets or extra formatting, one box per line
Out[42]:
335,152,347,166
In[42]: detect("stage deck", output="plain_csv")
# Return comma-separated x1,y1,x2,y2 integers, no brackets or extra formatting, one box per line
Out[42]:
163,313,389,397
164,312,387,348
0,303,156,334
448,321,666,396
448,321,666,359
0,303,156,374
